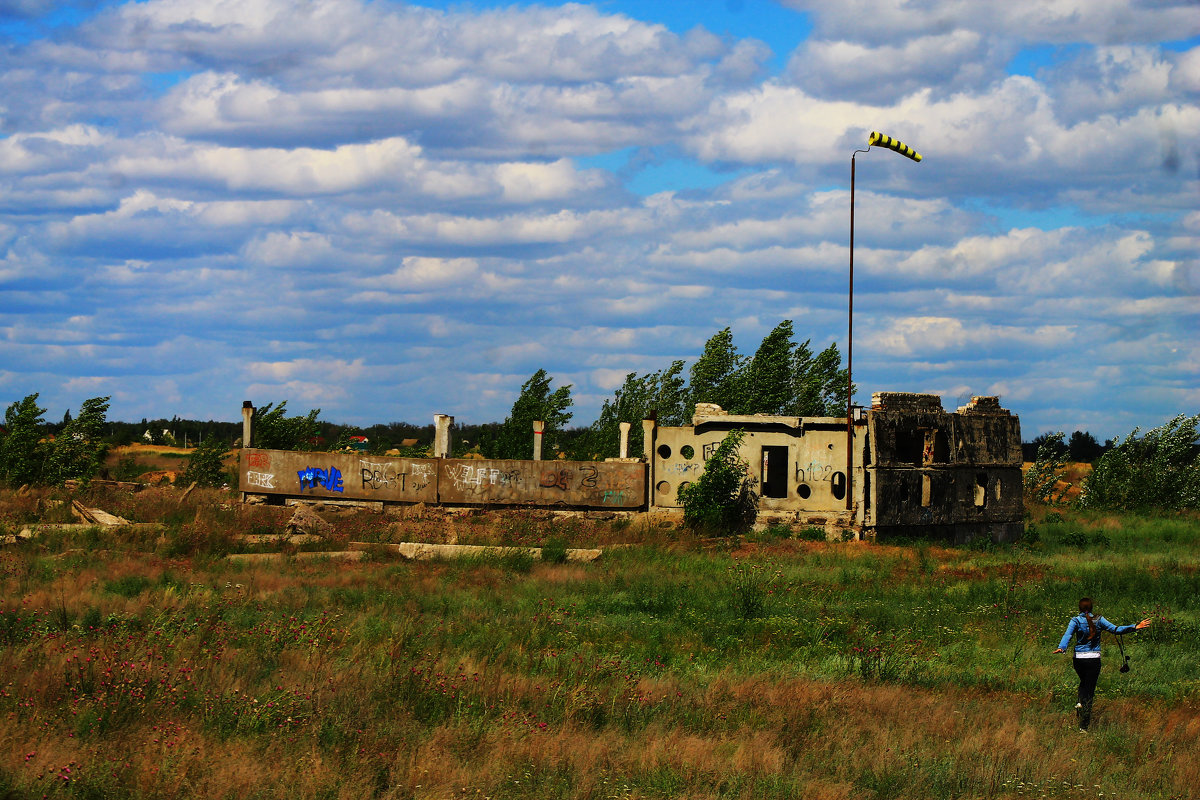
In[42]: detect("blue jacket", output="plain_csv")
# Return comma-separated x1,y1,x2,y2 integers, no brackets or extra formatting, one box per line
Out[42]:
1058,614,1136,655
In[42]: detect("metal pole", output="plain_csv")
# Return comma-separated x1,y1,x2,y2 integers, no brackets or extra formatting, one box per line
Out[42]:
847,153,855,511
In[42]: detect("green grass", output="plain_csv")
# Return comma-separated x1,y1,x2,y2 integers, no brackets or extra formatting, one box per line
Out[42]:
0,498,1197,798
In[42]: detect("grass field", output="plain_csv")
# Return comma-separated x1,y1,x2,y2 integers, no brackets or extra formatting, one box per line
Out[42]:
1,486,1198,799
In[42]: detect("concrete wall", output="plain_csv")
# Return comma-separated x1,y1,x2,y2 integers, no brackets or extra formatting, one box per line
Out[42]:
650,416,866,514
864,393,1023,542
239,449,645,509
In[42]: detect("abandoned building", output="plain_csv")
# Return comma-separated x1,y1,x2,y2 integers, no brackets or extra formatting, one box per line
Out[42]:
239,392,1024,542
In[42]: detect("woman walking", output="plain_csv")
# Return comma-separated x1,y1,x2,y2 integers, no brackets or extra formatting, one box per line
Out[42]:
1054,597,1150,730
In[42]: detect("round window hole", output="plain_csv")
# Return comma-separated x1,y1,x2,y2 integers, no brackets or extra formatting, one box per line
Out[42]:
831,471,847,500
678,481,691,493
797,483,811,499
680,445,695,460
655,480,671,495
827,443,835,450
657,444,672,460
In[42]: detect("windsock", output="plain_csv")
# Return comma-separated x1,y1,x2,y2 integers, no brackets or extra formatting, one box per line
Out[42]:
867,131,922,162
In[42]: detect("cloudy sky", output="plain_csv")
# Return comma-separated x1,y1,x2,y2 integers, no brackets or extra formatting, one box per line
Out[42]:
1,0,1197,439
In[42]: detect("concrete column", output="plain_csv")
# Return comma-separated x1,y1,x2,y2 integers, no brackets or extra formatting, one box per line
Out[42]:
618,421,631,459
641,418,656,460
433,414,454,458
532,420,545,460
241,401,254,448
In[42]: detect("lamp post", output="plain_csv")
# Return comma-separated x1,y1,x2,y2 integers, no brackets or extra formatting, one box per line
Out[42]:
847,131,922,513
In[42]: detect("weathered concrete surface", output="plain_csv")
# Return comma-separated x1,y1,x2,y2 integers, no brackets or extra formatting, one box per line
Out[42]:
226,551,366,564
234,534,324,545
285,505,332,537
348,541,603,562
652,417,863,513
239,449,438,503
438,459,644,508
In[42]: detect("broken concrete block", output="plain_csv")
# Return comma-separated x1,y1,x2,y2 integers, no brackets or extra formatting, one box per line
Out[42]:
286,505,332,538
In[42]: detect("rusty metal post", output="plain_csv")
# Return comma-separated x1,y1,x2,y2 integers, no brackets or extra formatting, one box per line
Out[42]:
847,152,856,511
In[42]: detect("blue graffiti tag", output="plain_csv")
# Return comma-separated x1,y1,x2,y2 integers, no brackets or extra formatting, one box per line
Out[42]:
297,466,344,493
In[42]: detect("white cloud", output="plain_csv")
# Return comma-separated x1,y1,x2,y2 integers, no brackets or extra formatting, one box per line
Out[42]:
781,0,1200,46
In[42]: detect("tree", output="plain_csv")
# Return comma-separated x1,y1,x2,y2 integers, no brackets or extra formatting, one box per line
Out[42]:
182,435,231,488
1078,415,1200,511
688,328,745,418
1067,430,1104,463
252,401,322,451
0,394,47,486
793,341,851,417
742,320,795,415
47,396,111,485
578,360,687,460
1024,431,1071,505
488,370,573,460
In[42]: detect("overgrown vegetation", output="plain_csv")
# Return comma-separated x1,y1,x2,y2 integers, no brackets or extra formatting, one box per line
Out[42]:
180,435,231,487
1023,430,1071,505
250,400,323,451
1078,414,1200,511
0,483,1197,799
677,429,757,534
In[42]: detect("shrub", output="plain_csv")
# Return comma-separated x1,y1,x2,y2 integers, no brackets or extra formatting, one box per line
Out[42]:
797,526,827,542
182,435,231,488
1023,431,1071,505
1077,414,1200,511
677,429,757,534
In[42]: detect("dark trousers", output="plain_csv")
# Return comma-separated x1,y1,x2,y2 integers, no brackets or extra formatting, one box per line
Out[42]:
1073,657,1102,729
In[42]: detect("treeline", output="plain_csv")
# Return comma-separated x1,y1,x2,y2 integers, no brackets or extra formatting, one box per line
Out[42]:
1021,429,1111,464
0,321,847,484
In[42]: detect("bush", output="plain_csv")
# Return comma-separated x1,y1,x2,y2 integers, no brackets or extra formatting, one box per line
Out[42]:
677,429,757,535
182,435,231,488
252,401,322,451
1023,431,1071,505
1077,414,1200,511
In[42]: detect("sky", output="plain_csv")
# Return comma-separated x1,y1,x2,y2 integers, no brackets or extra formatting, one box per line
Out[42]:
0,0,1197,441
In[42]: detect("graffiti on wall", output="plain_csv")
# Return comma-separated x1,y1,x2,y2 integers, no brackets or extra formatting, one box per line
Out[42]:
246,471,275,489
360,460,435,492
298,466,344,493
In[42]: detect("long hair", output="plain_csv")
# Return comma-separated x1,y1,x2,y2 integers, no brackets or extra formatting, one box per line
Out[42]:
1079,597,1096,640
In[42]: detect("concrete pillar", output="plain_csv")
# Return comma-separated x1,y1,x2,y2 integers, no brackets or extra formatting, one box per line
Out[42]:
434,414,454,458
618,421,631,459
532,420,545,461
242,401,254,448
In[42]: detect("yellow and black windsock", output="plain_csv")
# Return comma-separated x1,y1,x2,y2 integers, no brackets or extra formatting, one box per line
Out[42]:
868,131,922,162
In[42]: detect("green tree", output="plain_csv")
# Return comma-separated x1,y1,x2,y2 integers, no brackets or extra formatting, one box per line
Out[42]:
1024,431,1071,505
0,394,48,486
1078,415,1200,511
792,341,852,417
688,327,745,417
578,360,687,460
182,435,231,488
677,429,757,534
1067,430,1104,463
251,401,322,451
489,369,573,460
742,320,795,415
47,396,111,485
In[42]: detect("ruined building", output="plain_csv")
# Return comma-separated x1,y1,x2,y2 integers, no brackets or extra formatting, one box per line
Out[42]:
239,393,1024,542
647,392,1023,542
